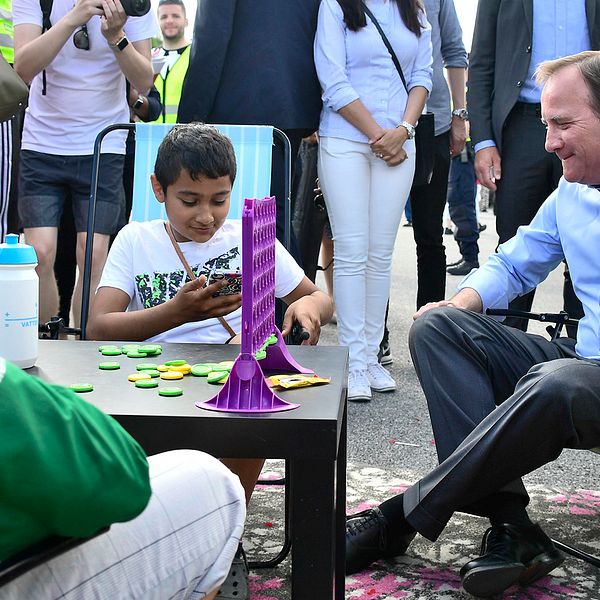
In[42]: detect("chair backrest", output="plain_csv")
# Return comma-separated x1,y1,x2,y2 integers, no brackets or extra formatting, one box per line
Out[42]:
81,123,292,340
131,123,274,222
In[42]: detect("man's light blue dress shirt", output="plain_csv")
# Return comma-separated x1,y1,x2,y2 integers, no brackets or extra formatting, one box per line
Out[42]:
459,179,600,360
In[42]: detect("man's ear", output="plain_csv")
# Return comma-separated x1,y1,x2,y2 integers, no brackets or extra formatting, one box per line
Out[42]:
150,174,165,204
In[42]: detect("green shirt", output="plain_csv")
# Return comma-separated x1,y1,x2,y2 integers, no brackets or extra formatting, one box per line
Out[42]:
0,357,151,562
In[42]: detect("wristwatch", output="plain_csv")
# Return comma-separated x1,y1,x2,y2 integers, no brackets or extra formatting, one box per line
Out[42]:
397,120,416,140
452,108,469,121
132,96,145,110
109,35,129,52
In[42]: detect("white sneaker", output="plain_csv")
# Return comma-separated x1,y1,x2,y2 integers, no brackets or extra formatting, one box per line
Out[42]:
366,363,396,392
348,369,372,402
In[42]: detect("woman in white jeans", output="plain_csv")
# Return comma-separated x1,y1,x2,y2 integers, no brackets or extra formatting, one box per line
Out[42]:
315,0,432,401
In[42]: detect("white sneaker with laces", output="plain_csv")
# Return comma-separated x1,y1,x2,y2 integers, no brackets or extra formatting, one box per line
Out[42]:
367,363,396,392
348,369,371,402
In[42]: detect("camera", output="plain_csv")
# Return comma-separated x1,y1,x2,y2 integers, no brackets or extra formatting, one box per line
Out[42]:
120,0,151,17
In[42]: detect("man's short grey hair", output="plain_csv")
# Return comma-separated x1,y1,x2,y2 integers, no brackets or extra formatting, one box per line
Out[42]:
535,50,600,119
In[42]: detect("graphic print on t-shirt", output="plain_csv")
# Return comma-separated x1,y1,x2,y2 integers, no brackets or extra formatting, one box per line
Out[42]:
135,246,240,308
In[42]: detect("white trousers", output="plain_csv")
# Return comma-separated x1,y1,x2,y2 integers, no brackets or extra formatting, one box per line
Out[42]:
4,450,246,600
318,136,415,370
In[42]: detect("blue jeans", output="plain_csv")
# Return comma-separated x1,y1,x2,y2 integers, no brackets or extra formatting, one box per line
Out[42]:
447,151,478,263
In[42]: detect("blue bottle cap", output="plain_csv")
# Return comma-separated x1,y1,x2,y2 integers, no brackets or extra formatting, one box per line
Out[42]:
0,234,38,265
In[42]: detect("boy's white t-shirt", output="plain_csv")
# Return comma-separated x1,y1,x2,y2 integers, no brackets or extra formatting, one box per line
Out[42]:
13,0,158,155
98,219,305,344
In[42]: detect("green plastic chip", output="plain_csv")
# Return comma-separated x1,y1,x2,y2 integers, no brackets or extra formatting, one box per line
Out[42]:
164,359,187,366
120,344,140,353
267,335,278,345
190,363,213,377
127,351,148,358
140,369,160,378
70,383,94,393
99,361,120,370
158,386,183,397
255,349,267,360
101,348,122,356
135,379,159,389
136,363,158,371
139,344,162,354
98,345,119,352
207,371,228,384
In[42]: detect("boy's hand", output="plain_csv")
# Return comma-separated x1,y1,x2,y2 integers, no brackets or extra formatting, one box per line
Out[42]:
173,275,242,321
281,296,321,345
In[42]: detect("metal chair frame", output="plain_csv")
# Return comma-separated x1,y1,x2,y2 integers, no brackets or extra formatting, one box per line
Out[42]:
77,123,293,568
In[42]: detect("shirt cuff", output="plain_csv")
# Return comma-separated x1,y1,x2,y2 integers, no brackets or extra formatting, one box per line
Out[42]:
474,139,496,153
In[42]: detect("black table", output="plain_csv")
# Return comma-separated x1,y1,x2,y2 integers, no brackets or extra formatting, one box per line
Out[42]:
34,340,348,600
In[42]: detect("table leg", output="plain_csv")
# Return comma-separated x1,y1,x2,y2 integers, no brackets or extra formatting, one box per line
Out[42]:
335,404,347,600
290,457,336,599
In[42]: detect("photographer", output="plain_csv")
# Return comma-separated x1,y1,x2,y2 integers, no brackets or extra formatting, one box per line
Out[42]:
13,0,156,327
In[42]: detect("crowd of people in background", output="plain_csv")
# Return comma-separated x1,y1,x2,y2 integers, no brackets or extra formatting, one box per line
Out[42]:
2,0,600,598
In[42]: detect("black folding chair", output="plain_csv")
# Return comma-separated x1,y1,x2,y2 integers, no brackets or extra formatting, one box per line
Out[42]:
0,528,109,587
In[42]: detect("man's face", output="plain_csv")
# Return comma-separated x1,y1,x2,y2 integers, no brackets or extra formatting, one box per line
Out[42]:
158,3,187,43
151,170,232,243
542,65,600,185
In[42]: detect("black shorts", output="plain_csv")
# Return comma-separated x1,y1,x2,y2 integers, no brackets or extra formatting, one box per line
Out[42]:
18,150,125,234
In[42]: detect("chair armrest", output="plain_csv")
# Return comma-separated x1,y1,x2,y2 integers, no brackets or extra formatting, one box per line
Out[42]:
0,527,109,587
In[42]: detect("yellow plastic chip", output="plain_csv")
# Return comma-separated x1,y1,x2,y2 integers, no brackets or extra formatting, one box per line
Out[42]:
160,370,184,380
128,373,152,382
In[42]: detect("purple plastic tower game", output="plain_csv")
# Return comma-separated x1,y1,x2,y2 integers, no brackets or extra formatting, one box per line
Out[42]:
198,196,312,413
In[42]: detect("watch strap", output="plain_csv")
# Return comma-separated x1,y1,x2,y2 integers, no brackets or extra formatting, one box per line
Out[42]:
110,35,129,51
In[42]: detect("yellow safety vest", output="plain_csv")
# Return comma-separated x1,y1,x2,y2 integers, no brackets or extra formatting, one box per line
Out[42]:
0,0,13,64
152,45,190,124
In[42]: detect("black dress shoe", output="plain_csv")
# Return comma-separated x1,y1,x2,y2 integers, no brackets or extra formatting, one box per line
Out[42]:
346,507,416,574
460,523,564,598
447,258,479,276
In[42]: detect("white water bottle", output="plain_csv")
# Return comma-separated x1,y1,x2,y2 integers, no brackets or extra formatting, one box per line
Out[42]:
0,234,39,368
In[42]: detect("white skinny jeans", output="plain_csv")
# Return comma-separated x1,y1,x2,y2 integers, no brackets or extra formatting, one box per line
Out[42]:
318,136,415,370
4,450,246,600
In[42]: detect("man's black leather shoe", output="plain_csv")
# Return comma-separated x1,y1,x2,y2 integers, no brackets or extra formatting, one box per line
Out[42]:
346,507,416,574
460,523,564,598
447,258,479,276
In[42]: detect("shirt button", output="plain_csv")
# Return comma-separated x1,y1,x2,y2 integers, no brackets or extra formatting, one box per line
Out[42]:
517,81,523,87
526,45,531,53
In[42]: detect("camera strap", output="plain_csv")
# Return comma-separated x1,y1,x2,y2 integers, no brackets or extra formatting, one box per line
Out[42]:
164,221,236,339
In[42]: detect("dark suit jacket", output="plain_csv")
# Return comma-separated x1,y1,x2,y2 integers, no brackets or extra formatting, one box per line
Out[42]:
467,0,600,151
177,0,322,132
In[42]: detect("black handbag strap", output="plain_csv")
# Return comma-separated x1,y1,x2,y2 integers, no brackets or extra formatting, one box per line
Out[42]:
361,2,409,93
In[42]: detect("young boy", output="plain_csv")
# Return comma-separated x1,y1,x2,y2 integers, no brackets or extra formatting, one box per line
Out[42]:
87,123,332,345
87,123,333,599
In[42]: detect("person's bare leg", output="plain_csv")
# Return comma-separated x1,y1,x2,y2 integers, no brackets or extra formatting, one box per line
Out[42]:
72,232,110,328
24,227,59,324
221,458,266,505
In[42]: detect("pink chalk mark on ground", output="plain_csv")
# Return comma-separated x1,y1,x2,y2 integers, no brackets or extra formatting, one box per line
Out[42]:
345,572,410,599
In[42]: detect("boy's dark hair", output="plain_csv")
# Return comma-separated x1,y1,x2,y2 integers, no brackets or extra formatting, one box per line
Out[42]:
154,123,237,191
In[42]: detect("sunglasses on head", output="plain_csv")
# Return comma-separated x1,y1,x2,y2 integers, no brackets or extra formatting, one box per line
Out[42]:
73,24,90,50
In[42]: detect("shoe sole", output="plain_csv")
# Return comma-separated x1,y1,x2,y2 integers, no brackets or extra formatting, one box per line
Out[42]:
379,356,393,366
519,550,565,586
462,563,524,597
370,384,396,393
461,550,565,597
348,393,372,402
